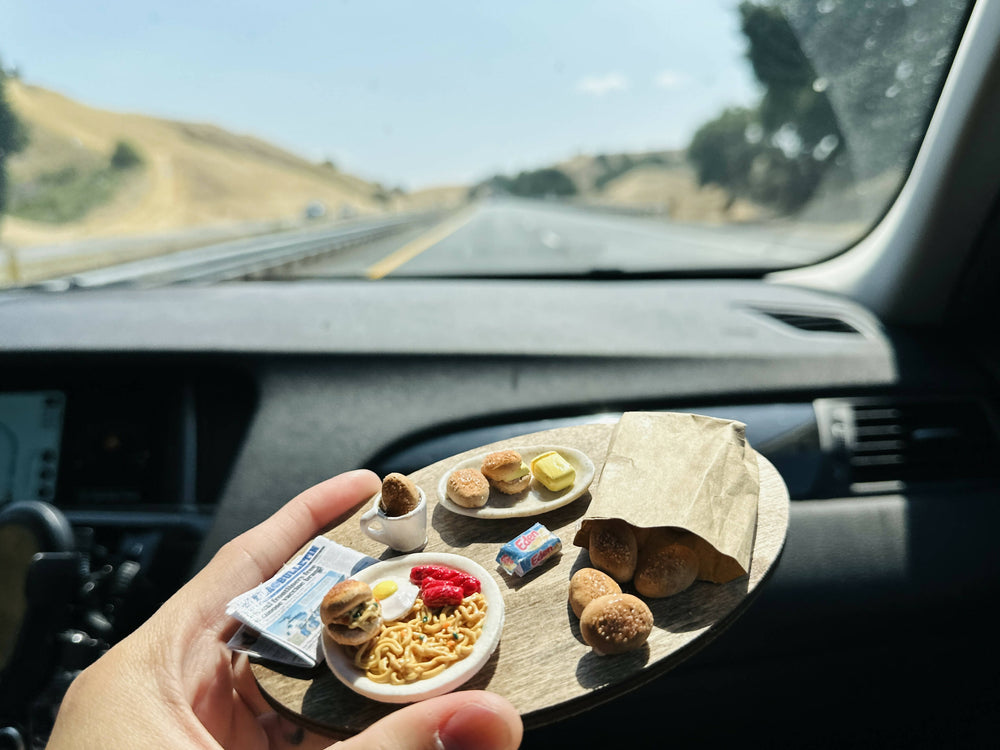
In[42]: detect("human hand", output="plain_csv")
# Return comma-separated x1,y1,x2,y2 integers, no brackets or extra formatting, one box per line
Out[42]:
47,470,523,750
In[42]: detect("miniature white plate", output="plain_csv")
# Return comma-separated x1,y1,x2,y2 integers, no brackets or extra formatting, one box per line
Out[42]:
323,553,504,703
437,445,595,519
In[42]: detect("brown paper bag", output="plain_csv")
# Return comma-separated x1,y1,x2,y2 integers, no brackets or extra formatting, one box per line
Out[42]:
573,411,760,583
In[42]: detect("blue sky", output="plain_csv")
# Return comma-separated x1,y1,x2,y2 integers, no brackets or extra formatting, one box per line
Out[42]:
0,1,759,189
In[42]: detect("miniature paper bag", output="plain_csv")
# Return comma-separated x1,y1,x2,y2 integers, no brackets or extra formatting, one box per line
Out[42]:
573,411,760,583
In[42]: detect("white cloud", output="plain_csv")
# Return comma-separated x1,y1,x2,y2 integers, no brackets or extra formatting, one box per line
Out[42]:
576,73,630,96
653,70,689,90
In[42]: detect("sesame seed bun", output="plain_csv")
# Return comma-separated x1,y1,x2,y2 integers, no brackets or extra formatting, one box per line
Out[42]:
446,468,491,508
634,531,700,598
568,567,622,618
579,593,653,655
587,519,638,583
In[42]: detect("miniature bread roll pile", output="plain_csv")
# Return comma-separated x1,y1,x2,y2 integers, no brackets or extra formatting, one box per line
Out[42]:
569,522,698,656
587,520,699,597
568,567,652,655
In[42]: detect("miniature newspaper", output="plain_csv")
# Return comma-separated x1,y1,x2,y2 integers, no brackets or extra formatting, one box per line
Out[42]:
226,536,377,668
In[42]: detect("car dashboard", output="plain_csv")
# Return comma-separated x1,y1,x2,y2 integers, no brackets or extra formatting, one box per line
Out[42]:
2,277,999,747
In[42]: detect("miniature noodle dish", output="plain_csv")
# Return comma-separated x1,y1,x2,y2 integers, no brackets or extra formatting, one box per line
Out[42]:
353,565,487,684
322,553,504,703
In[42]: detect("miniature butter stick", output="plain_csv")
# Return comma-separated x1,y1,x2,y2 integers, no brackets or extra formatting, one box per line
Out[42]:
530,450,576,491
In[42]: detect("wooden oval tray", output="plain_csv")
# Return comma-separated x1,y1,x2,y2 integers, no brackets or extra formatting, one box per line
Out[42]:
251,422,789,738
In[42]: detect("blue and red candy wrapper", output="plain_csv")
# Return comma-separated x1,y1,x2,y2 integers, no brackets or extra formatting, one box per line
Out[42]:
497,522,561,577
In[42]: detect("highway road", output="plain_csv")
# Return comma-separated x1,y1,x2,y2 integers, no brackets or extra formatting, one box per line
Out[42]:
281,198,854,280
7,198,858,291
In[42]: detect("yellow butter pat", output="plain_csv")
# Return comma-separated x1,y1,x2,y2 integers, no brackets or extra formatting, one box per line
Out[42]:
530,451,576,491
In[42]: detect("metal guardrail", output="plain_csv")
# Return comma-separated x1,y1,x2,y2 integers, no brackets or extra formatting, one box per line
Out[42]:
39,211,443,290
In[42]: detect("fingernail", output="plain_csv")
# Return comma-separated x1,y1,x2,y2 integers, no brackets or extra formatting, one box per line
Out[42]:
437,699,514,750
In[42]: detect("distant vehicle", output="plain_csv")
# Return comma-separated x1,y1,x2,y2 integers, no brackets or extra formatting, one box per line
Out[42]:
303,201,326,220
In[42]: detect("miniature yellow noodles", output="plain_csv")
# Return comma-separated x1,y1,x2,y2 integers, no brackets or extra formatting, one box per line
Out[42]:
352,593,488,684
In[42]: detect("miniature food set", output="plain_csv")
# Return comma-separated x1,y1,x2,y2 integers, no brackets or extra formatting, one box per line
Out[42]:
250,415,790,737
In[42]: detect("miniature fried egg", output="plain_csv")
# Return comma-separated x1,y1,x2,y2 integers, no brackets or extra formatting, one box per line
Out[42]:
371,576,419,621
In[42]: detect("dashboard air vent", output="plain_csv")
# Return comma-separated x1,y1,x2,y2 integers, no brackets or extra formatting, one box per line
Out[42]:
816,398,1000,489
761,310,861,335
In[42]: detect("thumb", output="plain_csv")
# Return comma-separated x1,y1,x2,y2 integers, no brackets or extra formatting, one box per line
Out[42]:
336,691,522,750
186,469,382,609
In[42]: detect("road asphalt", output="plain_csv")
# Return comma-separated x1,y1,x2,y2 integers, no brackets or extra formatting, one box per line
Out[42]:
285,198,852,279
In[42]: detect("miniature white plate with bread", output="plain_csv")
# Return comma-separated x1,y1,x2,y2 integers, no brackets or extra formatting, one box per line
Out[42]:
437,445,595,518
323,553,504,703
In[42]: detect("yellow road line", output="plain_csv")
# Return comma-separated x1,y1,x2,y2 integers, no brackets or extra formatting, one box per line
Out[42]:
365,209,475,279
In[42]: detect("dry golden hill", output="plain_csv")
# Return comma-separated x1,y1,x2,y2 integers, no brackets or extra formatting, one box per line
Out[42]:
2,81,453,248
598,163,760,223
553,151,760,223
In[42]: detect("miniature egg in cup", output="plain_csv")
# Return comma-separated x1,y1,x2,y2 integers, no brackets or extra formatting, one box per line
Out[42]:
371,575,419,621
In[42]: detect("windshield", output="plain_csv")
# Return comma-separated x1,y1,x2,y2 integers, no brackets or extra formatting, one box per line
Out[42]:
0,0,971,288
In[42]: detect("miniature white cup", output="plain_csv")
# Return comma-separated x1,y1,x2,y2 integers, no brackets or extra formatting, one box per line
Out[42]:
359,487,427,552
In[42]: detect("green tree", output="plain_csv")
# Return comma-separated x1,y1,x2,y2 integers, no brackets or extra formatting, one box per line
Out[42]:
471,167,577,199
0,61,29,216
510,167,576,198
687,2,845,213
109,139,143,170
688,107,762,207
769,0,968,182
742,3,836,142
688,0,968,216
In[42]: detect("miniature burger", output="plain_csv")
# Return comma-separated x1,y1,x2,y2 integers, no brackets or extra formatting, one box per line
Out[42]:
530,450,576,491
320,579,383,646
481,450,531,494
497,522,561,576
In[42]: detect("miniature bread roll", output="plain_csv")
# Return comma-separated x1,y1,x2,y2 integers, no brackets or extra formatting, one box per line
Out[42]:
379,473,421,517
446,468,490,508
587,519,638,583
579,593,653,655
480,450,531,494
634,531,700,598
568,568,622,618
